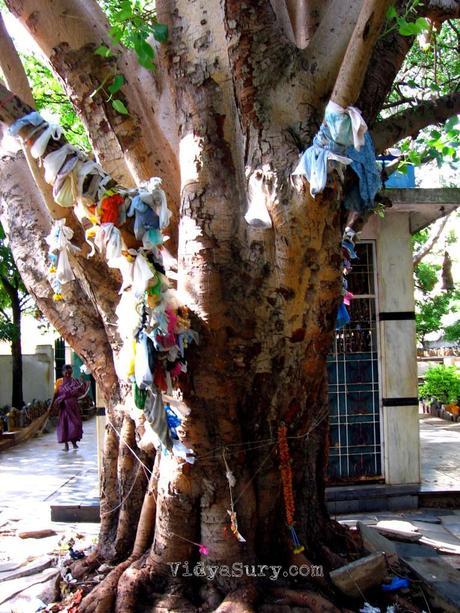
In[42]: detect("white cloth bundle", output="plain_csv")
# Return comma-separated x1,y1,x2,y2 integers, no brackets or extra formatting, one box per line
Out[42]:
93,223,124,263
137,177,172,229
45,219,80,284
30,123,62,159
326,101,368,151
244,169,272,228
43,144,78,185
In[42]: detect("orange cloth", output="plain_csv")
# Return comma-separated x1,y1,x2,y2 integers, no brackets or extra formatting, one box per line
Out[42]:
100,194,124,225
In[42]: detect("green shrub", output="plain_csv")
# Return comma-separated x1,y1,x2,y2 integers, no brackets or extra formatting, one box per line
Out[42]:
419,364,460,405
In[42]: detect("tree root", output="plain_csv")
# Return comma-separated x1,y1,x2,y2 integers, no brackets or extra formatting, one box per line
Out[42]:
214,583,258,613
148,592,197,612
287,551,329,589
78,557,134,613
115,555,155,613
319,545,348,570
271,587,340,612
70,551,102,580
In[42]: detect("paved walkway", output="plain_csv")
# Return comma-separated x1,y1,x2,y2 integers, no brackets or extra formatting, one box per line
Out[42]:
420,415,460,491
0,417,98,520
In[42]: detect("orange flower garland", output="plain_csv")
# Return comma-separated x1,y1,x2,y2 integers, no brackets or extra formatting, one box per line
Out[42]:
278,423,304,554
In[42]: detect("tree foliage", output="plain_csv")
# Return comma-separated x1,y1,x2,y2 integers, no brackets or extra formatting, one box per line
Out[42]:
383,6,460,174
419,363,460,403
22,55,90,150
413,224,459,343
0,222,30,342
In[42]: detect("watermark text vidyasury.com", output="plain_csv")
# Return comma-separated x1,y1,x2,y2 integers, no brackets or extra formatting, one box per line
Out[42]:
169,562,324,581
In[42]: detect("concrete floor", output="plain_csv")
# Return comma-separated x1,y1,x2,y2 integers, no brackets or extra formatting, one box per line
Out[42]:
0,417,98,519
419,415,460,491
0,413,458,521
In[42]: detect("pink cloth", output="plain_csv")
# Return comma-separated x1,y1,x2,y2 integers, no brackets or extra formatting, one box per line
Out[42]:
56,378,86,444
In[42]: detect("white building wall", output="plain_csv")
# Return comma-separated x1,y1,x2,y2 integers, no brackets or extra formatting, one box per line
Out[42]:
0,345,54,406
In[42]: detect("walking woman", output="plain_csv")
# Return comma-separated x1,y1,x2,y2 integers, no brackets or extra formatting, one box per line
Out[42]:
52,364,89,451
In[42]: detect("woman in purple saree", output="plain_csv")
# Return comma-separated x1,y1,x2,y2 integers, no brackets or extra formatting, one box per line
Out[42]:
52,364,89,451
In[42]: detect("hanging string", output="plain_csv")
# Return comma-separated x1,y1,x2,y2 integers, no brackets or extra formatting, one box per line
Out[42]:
108,420,153,476
222,449,246,543
100,465,142,516
169,532,208,556
278,423,304,554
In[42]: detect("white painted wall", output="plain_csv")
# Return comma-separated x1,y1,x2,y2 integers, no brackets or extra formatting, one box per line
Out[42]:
0,345,54,406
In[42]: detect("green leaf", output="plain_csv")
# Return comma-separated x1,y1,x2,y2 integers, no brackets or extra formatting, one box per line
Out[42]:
95,44,112,58
398,20,418,36
152,22,168,43
108,74,125,95
386,5,397,19
445,116,459,131
415,17,429,33
134,37,154,59
112,99,129,115
109,25,124,44
114,2,133,22
133,36,156,70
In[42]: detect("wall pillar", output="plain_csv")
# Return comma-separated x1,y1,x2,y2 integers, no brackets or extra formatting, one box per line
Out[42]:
377,213,420,485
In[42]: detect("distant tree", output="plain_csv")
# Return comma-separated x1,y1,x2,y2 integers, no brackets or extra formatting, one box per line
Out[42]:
413,222,459,345
0,223,33,407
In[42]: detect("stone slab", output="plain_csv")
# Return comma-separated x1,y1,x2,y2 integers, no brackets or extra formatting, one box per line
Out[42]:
0,557,52,584
0,568,59,606
403,555,460,613
330,552,387,598
50,502,100,523
441,515,460,539
376,520,421,542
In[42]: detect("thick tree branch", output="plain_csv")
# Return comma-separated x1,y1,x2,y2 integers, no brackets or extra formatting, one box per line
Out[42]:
413,214,450,267
299,0,363,102
332,0,395,107
0,14,34,108
373,91,460,152
4,0,180,209
419,0,460,21
285,0,327,48
223,0,294,128
0,148,120,403
357,31,414,125
356,0,458,126
0,41,122,344
270,0,296,44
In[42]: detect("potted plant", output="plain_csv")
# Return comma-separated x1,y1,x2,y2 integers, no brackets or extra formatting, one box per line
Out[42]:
419,364,460,417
